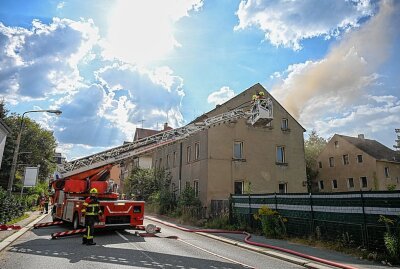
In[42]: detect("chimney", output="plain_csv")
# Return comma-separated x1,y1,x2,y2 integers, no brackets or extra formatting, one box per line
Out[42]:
163,122,168,131
358,134,365,139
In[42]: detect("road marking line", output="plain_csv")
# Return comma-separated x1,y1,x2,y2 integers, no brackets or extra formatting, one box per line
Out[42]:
115,231,158,265
177,238,254,269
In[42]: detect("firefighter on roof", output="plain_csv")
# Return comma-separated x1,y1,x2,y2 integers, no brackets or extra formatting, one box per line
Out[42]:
82,188,102,245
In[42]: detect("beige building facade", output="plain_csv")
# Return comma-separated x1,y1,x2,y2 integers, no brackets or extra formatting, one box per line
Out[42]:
315,134,400,192
152,83,307,208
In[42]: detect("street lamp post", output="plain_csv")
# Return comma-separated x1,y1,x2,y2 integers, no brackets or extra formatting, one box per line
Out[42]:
7,109,62,194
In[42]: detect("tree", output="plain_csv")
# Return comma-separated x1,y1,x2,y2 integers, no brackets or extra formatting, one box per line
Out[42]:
304,130,327,192
394,129,400,152
0,111,57,190
126,168,172,201
0,99,9,119
126,167,176,214
125,168,157,201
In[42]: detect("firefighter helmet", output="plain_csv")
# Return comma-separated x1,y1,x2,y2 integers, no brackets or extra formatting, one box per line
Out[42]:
90,188,98,194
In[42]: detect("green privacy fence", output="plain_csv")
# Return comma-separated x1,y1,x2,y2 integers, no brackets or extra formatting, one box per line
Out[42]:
230,191,400,249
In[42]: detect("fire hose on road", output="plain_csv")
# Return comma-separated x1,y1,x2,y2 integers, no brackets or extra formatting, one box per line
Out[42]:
146,216,359,269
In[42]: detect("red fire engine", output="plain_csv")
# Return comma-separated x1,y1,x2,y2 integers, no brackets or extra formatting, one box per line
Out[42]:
50,164,146,230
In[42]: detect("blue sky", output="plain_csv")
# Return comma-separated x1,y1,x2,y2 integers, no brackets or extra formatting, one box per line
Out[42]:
0,0,399,160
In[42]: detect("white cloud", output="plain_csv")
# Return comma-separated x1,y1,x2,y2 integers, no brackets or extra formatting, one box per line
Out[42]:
207,86,235,107
57,2,66,9
55,84,125,147
235,0,375,50
104,0,203,65
0,18,99,102
53,62,186,153
0,16,189,159
96,63,185,132
311,96,400,144
56,142,110,161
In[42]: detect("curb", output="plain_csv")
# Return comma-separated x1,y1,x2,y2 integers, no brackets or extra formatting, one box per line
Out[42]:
195,232,335,269
0,213,49,252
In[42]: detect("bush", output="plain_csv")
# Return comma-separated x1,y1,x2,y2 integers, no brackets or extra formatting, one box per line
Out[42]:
176,187,201,216
0,187,25,224
254,206,287,238
379,215,400,264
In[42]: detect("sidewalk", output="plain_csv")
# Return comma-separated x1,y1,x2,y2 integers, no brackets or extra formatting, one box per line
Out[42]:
146,214,396,269
0,210,48,251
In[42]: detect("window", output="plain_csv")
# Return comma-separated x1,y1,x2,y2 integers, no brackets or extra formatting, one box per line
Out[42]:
159,158,162,169
329,157,335,167
384,167,390,178
276,146,286,163
185,181,190,189
154,160,158,169
194,142,200,160
347,178,354,189
234,181,244,194
186,146,191,163
360,177,368,188
278,183,287,193
166,154,169,168
234,141,243,159
173,151,177,167
318,180,324,190
343,154,349,165
281,118,288,130
334,141,339,148
194,180,199,197
332,179,338,189
357,155,363,163
318,161,322,168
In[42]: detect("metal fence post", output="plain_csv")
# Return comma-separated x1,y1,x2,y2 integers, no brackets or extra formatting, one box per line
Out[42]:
248,194,253,229
309,192,315,234
360,190,368,247
229,194,233,224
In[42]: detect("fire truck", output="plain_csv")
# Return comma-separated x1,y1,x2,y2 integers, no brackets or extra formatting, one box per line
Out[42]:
50,96,273,231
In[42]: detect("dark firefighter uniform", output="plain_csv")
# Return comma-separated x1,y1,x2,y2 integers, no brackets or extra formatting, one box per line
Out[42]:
82,188,102,245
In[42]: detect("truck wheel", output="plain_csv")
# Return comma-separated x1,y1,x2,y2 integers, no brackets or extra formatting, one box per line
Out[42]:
72,213,79,230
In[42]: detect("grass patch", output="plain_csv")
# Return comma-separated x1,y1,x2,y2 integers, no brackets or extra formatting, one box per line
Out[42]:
203,215,236,230
287,236,389,263
6,213,30,225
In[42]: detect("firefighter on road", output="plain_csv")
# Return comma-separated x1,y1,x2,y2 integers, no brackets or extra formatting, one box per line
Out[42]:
82,188,103,245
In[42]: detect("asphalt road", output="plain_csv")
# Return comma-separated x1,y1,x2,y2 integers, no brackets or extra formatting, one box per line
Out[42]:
0,215,304,269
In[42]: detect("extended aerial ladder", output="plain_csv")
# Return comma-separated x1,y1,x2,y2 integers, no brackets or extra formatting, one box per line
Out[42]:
42,96,273,237
57,97,273,178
